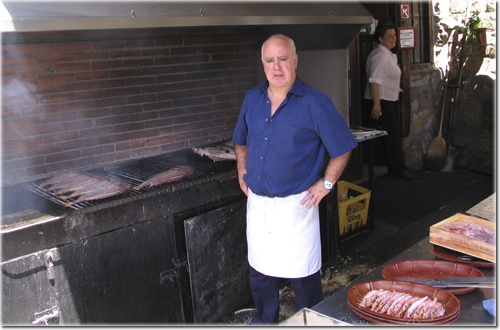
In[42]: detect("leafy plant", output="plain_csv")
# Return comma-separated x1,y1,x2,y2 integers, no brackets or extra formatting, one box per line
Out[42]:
461,12,490,56
464,12,482,47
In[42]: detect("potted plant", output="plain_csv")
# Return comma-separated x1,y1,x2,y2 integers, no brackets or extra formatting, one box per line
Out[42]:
463,13,493,56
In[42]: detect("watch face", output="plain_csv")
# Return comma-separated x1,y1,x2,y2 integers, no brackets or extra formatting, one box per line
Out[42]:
323,178,333,190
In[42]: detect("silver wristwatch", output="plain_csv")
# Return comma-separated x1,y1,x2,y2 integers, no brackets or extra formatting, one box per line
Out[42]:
322,177,333,190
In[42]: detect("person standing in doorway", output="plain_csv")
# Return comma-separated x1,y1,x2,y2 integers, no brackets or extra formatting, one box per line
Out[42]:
364,22,413,180
232,34,357,324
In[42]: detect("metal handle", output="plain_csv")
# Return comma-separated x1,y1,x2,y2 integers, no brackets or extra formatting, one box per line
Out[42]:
44,252,55,281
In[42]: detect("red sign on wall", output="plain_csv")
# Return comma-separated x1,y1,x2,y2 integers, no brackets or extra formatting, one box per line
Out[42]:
401,4,410,18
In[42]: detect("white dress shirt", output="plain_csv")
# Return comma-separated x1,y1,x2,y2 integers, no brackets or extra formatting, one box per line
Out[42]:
364,44,402,101
246,189,321,278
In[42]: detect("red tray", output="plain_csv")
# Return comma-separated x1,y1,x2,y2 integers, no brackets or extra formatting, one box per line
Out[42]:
381,259,485,295
430,244,494,268
347,280,460,325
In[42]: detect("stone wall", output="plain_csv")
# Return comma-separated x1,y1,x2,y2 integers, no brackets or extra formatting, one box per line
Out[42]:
404,64,443,169
403,0,495,175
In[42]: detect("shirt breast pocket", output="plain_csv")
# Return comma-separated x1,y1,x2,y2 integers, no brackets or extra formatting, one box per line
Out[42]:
272,124,308,156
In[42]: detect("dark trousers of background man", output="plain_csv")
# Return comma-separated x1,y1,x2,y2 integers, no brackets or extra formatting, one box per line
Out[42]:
364,98,407,174
249,266,323,324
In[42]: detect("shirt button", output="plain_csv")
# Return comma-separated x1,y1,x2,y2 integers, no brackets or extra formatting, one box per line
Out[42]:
264,137,268,141
260,156,263,160
265,118,268,122
267,101,269,103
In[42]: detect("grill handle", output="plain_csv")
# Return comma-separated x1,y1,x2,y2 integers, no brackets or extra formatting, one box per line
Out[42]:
44,252,55,282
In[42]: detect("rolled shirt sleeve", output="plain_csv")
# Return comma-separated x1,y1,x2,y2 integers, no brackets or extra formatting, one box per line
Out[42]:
364,44,402,101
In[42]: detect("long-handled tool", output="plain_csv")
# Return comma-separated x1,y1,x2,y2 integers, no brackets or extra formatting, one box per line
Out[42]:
441,83,464,173
395,276,495,288
424,37,452,171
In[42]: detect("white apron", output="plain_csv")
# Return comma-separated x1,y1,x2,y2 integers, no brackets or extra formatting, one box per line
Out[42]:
246,188,321,278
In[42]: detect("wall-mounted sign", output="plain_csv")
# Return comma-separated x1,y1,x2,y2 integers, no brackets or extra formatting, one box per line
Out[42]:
398,27,418,50
401,4,410,18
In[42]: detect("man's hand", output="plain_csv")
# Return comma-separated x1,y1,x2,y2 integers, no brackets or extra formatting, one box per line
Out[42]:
300,179,330,209
238,168,249,197
300,151,352,209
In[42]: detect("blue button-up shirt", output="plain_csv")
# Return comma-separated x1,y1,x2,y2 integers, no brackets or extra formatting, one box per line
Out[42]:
233,77,357,198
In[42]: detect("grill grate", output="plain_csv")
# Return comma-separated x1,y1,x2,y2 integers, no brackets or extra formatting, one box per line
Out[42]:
26,149,237,210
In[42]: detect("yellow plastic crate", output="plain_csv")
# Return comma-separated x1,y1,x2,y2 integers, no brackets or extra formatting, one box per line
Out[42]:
337,181,371,236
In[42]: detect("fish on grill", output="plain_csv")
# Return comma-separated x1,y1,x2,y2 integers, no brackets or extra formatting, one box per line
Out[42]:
64,181,131,207
58,177,124,199
44,172,102,192
39,171,131,207
50,174,109,195
133,166,194,190
38,171,83,189
192,145,236,161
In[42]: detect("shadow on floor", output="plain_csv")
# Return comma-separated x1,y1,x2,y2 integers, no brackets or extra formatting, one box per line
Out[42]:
339,167,494,269
358,168,486,228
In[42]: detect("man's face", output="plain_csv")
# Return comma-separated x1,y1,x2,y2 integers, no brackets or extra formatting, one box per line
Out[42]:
261,37,298,91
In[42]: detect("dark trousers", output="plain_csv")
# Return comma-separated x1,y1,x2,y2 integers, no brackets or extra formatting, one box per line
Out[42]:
249,266,323,325
364,99,407,173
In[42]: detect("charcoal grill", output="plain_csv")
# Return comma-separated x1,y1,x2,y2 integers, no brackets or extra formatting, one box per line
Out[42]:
2,145,247,325
25,148,237,211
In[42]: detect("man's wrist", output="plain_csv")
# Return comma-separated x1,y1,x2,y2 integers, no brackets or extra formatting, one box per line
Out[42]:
322,177,333,190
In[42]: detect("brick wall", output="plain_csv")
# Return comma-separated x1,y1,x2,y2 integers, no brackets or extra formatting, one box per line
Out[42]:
2,36,261,185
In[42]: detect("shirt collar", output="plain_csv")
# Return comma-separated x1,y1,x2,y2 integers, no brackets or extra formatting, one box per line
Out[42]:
259,77,304,97
377,44,394,55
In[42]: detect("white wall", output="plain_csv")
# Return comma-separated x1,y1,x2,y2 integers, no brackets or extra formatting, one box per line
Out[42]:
296,49,350,124
256,49,350,124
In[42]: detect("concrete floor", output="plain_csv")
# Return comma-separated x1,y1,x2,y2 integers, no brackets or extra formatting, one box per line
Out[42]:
215,166,494,325
340,167,494,267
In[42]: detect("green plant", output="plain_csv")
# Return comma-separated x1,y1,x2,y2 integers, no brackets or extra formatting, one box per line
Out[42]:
464,12,482,47
461,12,490,56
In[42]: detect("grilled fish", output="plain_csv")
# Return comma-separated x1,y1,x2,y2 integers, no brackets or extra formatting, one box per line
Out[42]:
50,175,105,195
45,173,97,192
58,177,124,199
63,181,131,207
133,166,194,190
38,171,83,189
192,145,236,161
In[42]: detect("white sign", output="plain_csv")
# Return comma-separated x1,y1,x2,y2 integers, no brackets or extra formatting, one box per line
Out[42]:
399,29,415,48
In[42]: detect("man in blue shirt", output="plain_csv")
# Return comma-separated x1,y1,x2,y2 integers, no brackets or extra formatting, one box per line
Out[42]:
232,34,357,324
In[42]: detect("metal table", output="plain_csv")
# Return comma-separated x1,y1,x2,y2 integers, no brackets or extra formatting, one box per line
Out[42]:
352,129,388,193
349,129,387,233
311,237,496,326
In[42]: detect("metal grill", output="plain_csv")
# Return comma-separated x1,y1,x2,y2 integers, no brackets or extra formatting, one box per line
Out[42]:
26,149,237,211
